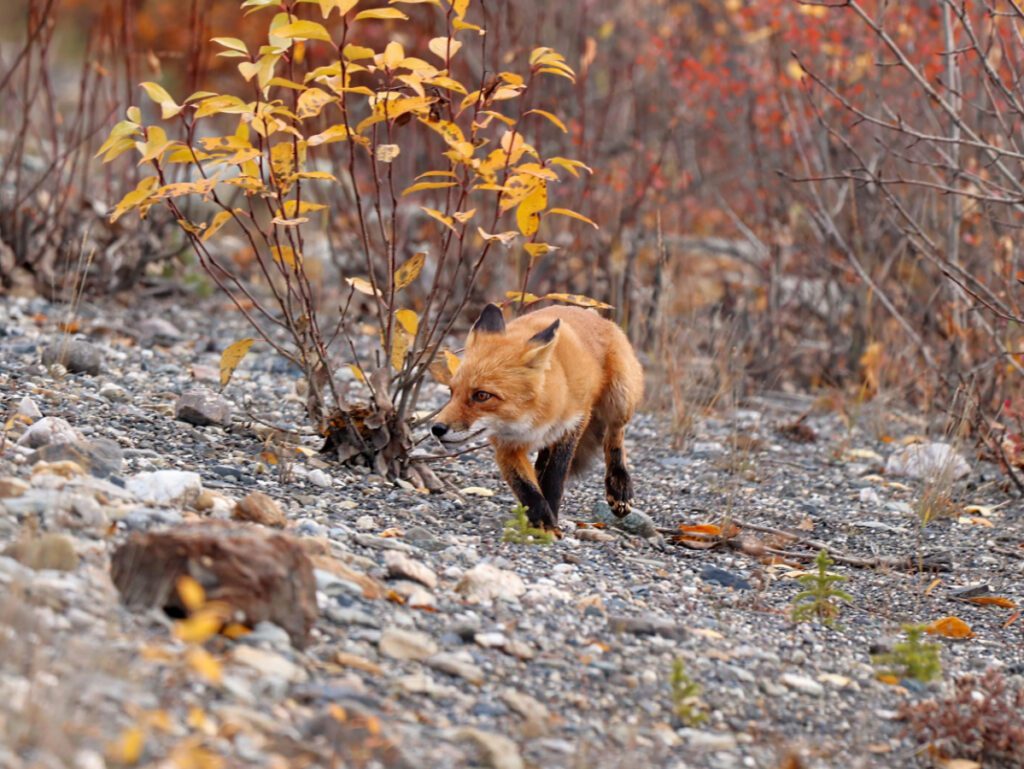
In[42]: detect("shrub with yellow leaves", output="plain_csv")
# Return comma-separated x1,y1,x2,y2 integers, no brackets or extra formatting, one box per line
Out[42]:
98,0,599,483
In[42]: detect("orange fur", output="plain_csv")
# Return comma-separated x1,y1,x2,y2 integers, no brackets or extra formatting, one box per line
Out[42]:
433,304,644,533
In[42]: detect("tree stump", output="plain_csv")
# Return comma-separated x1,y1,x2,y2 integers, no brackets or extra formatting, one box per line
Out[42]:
110,524,318,648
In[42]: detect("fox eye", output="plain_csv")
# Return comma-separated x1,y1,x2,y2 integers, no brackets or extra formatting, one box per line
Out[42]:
471,390,494,403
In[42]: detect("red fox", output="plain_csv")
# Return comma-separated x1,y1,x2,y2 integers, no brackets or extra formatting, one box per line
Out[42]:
432,303,644,536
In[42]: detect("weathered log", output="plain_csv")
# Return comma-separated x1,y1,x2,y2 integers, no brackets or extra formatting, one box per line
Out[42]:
110,524,318,648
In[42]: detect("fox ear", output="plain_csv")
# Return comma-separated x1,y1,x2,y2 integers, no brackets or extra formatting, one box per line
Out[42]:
523,319,559,368
471,303,506,335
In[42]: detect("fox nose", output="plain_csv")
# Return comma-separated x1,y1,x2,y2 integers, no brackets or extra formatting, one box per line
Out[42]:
431,423,449,438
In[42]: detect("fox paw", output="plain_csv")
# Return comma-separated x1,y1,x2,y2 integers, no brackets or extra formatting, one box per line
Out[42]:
606,495,632,518
541,522,564,539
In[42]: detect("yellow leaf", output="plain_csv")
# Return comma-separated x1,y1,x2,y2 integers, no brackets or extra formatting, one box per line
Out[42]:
546,207,598,228
136,125,176,165
402,181,457,196
308,124,351,146
176,575,206,612
547,156,593,177
212,37,248,54
319,0,360,16
140,81,182,119
174,609,223,644
346,276,382,296
395,309,419,335
419,118,474,160
390,327,411,371
422,207,457,234
107,726,146,765
275,19,334,43
354,8,408,20
925,616,974,640
110,176,159,223
477,228,518,246
524,242,558,260
516,180,547,236
220,337,254,387
186,647,223,684
96,120,141,161
428,36,462,60
297,87,336,119
394,252,426,289
271,245,299,268
505,290,542,303
200,211,233,241
452,0,470,18
786,60,805,81
348,363,366,383
382,40,405,69
444,349,460,374
525,108,567,132
541,292,612,309
453,208,476,223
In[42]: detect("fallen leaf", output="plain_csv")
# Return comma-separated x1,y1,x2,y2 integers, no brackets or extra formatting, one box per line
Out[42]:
925,616,974,639
967,596,1017,609
461,486,494,496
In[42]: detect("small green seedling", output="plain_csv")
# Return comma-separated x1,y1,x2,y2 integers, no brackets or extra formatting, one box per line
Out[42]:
670,659,707,726
791,549,853,627
872,624,942,683
502,504,555,545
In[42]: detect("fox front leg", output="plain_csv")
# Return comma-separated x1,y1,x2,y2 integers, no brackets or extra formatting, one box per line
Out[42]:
534,421,585,517
495,446,562,537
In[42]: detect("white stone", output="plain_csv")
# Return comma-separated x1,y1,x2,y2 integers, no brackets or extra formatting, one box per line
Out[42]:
16,397,42,421
308,469,332,488
378,627,437,661
16,417,80,448
859,487,880,506
455,728,524,769
885,442,969,480
126,470,202,506
230,645,308,683
355,514,375,530
780,672,825,696
455,563,526,603
384,551,438,589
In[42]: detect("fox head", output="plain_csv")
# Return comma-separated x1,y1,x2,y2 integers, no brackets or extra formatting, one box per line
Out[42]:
431,303,560,447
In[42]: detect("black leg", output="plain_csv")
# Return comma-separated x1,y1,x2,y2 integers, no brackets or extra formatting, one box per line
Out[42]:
604,426,633,517
535,430,580,516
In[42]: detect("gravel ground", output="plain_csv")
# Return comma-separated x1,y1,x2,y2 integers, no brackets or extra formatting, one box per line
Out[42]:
1,294,1022,769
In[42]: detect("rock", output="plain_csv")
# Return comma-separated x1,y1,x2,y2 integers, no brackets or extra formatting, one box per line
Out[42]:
455,728,524,769
455,563,525,603
501,689,551,725
384,551,438,589
678,729,738,751
355,515,375,531
41,340,103,375
230,645,308,683
500,639,536,661
352,533,414,552
110,524,318,648
427,652,484,685
126,470,202,506
31,460,84,479
576,528,617,543
378,627,438,661
607,614,687,640
5,532,79,571
98,382,128,402
16,416,81,449
308,469,332,488
859,487,881,506
174,389,233,427
0,477,29,498
16,397,42,421
233,492,287,528
28,438,123,479
474,632,507,648
780,672,825,696
137,317,182,347
885,442,969,480
699,565,752,590
590,501,659,538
